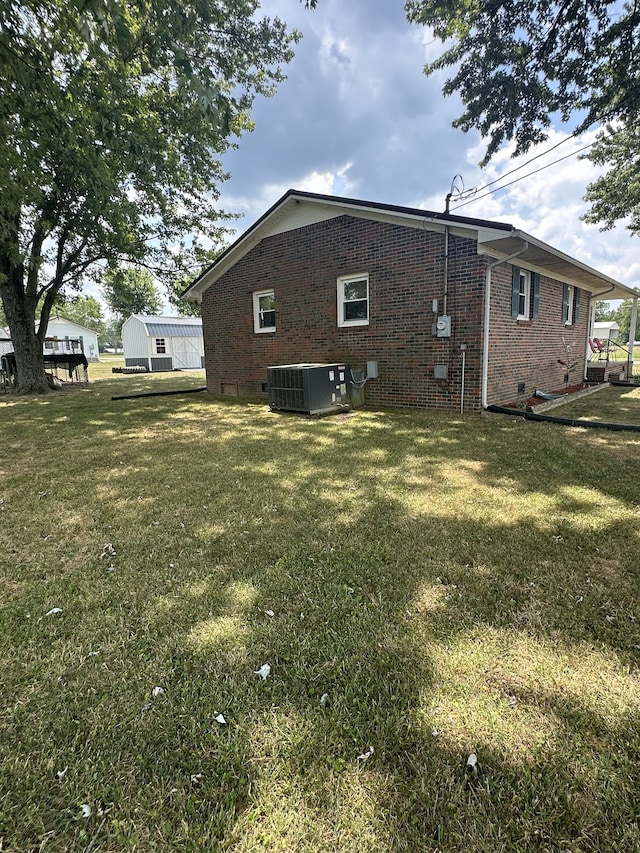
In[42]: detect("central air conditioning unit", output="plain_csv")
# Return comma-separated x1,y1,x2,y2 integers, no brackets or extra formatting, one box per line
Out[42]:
267,363,351,415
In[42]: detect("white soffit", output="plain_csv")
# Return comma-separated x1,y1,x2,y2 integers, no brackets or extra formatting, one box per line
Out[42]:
477,230,638,300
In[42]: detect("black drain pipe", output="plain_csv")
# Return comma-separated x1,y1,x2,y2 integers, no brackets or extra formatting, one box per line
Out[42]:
486,404,640,433
112,387,207,401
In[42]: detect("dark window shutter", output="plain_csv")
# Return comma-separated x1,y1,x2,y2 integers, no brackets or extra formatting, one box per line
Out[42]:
532,273,540,319
511,266,521,318
574,289,581,324
562,284,569,324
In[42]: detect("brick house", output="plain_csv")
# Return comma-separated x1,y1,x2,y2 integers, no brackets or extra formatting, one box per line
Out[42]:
182,190,639,412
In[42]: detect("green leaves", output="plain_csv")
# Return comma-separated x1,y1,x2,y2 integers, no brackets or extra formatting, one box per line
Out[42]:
0,0,299,389
405,0,640,163
583,123,640,235
101,267,162,330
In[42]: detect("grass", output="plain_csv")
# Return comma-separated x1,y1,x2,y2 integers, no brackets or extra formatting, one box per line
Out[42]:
598,344,640,364
1,369,639,852
554,384,640,425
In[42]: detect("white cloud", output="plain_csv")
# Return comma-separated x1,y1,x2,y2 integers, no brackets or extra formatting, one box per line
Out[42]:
213,0,640,294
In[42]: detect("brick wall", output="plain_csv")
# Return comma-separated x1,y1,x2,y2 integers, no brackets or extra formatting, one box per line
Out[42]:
201,215,589,412
485,263,589,407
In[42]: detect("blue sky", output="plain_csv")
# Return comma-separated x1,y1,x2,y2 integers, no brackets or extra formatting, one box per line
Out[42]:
210,0,639,303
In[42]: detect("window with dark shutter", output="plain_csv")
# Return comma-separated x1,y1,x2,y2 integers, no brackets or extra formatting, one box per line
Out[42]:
562,284,570,324
511,266,520,318
511,266,530,319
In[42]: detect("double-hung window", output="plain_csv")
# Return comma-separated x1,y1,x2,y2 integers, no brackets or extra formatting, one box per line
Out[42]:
155,338,166,354
337,274,369,327
511,266,540,320
253,289,276,333
562,284,581,325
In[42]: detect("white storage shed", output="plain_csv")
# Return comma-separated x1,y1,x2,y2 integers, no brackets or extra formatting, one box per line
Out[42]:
593,320,620,340
122,315,204,371
41,316,100,361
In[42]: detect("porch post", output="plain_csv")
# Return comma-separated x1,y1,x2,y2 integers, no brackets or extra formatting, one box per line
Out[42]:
628,297,638,378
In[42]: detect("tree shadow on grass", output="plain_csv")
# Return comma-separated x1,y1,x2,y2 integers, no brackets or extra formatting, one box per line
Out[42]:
2,397,640,851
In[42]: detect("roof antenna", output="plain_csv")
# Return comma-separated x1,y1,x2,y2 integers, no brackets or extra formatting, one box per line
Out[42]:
445,174,476,212
445,175,464,213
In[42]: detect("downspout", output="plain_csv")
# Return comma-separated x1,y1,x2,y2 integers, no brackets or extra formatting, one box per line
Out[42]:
481,242,528,409
443,226,449,315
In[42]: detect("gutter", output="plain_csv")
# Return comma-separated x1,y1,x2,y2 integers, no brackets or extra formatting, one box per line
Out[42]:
481,241,528,409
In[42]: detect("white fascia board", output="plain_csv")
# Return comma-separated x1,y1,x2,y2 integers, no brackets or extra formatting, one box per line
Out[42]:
478,229,639,299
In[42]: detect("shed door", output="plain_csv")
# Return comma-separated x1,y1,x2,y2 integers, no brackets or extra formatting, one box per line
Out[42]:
173,338,201,369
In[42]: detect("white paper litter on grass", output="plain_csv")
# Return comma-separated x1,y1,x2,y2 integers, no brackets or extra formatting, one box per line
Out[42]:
215,714,226,724
45,608,63,617
357,746,374,761
151,686,165,698
265,609,275,618
254,663,271,680
319,693,329,707
99,543,116,559
190,773,203,787
81,803,92,818
467,753,478,769
56,767,68,780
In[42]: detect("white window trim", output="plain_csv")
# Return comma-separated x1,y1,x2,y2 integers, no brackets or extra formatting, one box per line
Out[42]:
565,285,575,326
517,270,531,321
154,337,167,355
253,289,276,334
337,273,369,328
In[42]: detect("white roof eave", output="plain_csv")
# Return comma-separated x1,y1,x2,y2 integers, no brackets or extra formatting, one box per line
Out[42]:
183,194,502,301
182,190,640,304
478,230,639,300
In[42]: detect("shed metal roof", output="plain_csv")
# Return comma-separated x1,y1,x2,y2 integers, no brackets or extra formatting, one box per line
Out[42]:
146,323,203,337
128,315,203,337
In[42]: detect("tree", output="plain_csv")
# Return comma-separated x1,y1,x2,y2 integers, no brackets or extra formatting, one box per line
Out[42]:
101,318,122,352
404,0,640,231
170,246,226,317
102,267,162,332
0,1,299,392
53,295,106,337
595,302,615,323
613,300,633,344
582,124,640,233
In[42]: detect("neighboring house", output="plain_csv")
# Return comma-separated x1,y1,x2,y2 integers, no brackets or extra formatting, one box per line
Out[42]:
182,189,639,412
122,315,204,371
40,316,100,362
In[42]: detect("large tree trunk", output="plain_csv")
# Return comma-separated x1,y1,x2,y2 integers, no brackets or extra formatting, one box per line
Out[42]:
0,264,50,395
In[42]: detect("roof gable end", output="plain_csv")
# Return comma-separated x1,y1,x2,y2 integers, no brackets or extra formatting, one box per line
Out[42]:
182,189,513,302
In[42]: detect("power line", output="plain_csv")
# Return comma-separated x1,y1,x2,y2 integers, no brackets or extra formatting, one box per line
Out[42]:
463,129,586,198
449,128,623,212
448,91,640,211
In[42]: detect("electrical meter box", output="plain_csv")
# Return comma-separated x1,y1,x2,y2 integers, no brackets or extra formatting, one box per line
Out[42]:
267,363,351,415
435,315,451,337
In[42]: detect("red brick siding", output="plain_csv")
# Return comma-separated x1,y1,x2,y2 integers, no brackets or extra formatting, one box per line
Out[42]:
484,263,589,406
201,215,589,412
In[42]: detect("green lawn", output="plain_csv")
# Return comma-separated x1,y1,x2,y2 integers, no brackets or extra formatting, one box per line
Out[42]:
553,384,640,425
1,375,639,852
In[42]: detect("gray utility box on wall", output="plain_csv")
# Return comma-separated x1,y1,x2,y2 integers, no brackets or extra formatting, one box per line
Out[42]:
267,363,350,415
